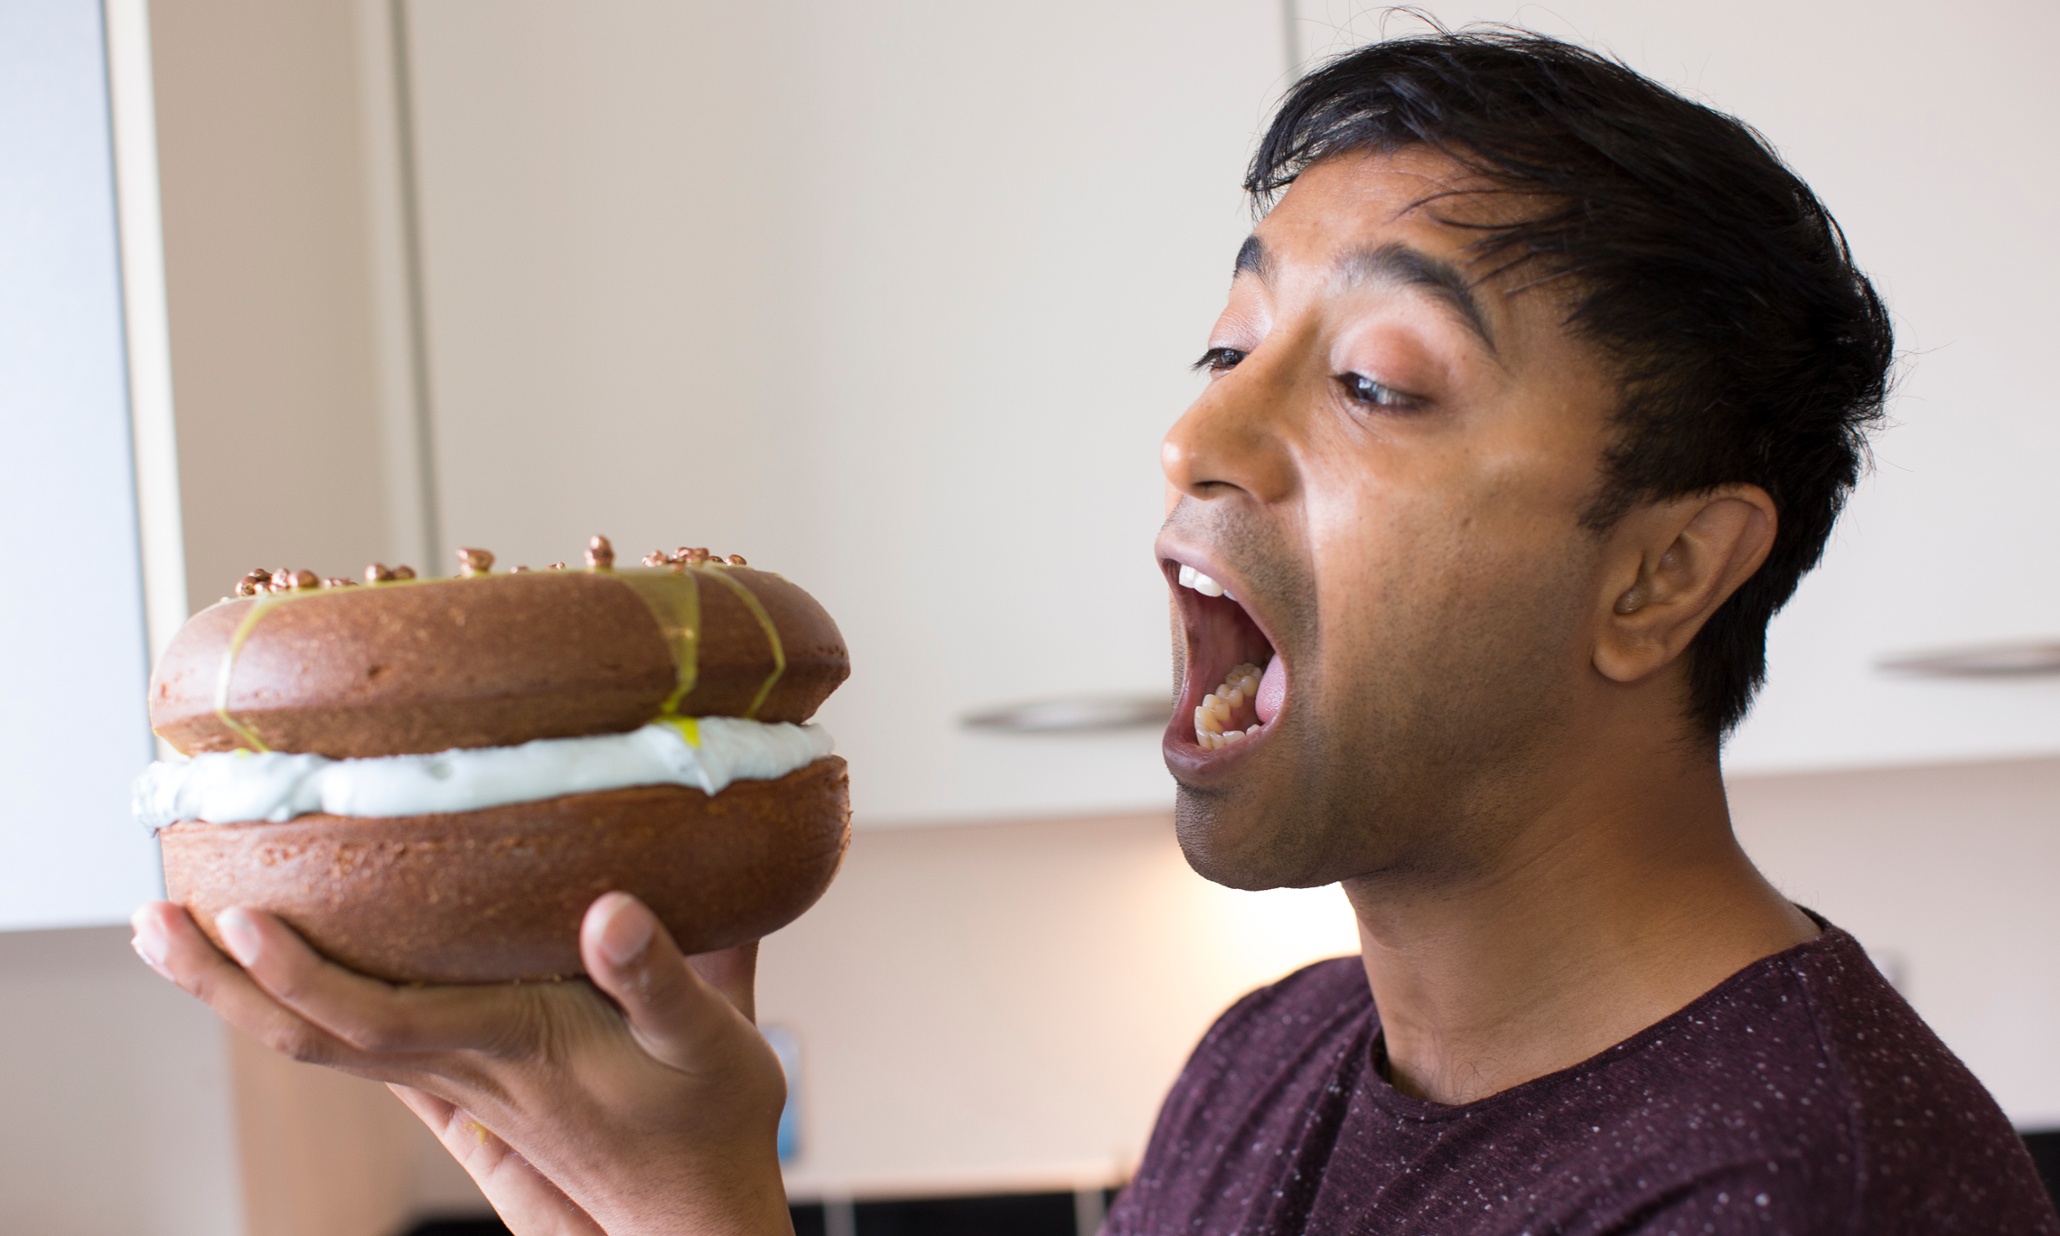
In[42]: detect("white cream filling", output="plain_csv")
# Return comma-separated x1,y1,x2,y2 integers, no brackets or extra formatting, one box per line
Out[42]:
133,717,833,833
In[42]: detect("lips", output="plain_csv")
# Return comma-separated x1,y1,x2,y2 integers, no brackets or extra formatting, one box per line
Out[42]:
1162,553,1284,774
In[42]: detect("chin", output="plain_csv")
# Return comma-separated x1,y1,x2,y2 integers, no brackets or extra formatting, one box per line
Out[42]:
1170,780,1350,892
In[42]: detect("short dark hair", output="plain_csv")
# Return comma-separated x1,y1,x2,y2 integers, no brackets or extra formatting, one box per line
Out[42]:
1250,28,1893,737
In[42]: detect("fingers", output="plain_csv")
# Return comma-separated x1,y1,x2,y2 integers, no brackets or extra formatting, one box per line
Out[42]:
388,1085,607,1236
581,893,757,1068
132,901,368,1073
207,905,549,1060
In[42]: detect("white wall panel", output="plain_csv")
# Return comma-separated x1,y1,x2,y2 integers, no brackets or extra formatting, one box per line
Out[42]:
403,0,1291,825
0,0,163,929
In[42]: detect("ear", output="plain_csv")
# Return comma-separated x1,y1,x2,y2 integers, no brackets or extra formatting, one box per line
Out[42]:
1593,485,1777,685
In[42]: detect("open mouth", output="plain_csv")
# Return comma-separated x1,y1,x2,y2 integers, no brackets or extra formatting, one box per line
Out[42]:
1164,558,1284,763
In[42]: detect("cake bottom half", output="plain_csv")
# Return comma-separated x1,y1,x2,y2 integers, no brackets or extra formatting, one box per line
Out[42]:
159,755,849,983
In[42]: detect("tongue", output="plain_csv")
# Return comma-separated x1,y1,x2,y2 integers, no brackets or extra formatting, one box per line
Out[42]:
1254,654,1285,725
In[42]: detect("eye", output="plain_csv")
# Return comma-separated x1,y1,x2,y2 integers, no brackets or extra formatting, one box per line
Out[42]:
1334,371,1416,410
1191,347,1247,374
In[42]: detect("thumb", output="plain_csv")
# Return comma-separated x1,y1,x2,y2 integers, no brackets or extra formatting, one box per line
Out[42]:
579,892,755,1068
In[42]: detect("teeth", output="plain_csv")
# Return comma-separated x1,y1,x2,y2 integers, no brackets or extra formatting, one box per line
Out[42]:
1177,564,1227,598
1193,661,1266,749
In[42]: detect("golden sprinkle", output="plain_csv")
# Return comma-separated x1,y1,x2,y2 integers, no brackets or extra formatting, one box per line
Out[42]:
726,554,747,566
457,548,494,577
291,569,320,590
586,535,615,571
642,550,670,567
392,565,417,581
322,577,355,589
365,563,395,584
547,561,567,570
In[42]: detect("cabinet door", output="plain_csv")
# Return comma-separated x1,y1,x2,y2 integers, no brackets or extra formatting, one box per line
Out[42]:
1286,0,2060,771
405,0,1290,824
0,0,164,929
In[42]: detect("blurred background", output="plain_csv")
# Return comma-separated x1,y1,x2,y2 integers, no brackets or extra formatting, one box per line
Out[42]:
3,0,2058,1232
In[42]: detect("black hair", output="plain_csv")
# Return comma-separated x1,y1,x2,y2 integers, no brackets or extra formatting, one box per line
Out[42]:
1249,26,1893,738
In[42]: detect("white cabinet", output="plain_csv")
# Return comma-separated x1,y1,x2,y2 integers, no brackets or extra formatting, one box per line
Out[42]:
1289,1,2060,771
403,0,1290,825
0,0,179,929
399,0,2060,831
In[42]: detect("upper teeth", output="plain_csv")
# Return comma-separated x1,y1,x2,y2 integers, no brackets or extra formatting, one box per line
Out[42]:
1177,564,1228,599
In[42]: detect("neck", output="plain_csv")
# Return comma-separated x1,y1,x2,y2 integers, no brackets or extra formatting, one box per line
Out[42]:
1342,724,1816,1107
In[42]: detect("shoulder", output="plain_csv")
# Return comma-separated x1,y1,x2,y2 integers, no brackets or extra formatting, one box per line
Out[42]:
1178,951,1384,1095
1107,957,1371,1231
1776,926,2058,1231
1580,924,2056,1233
1156,954,1370,1125
1197,955,1371,1054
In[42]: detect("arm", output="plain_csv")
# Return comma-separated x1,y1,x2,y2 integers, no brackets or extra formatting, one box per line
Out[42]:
131,892,792,1236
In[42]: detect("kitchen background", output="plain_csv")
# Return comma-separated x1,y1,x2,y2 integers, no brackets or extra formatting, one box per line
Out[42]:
2,0,2057,1232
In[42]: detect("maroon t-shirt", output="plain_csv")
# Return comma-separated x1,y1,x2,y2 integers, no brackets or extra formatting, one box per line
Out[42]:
1107,922,2058,1234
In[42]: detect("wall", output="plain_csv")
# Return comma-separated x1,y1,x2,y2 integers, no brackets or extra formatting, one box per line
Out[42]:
759,812,1359,1199
0,926,244,1234
142,1,455,1232
151,0,407,610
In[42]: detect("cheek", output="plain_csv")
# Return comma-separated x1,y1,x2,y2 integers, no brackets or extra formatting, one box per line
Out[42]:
1299,452,1589,653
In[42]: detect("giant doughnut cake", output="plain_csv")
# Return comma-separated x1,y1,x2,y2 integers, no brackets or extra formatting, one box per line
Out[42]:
134,537,850,983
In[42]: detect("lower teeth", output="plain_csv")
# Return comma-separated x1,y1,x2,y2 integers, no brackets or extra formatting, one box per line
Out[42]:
1195,662,1265,750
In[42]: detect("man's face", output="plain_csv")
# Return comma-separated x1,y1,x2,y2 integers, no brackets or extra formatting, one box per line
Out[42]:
1158,148,1623,892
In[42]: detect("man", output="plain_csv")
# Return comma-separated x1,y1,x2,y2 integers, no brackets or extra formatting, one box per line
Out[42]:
131,29,2057,1235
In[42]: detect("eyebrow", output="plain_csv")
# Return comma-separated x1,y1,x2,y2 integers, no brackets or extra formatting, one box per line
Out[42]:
1233,234,1269,281
1337,242,1498,352
1232,235,1498,353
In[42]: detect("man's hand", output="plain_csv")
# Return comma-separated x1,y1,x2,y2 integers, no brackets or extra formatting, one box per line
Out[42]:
130,893,793,1236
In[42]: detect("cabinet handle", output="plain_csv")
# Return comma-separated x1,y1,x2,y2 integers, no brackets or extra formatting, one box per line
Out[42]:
1877,641,2060,677
961,694,1173,733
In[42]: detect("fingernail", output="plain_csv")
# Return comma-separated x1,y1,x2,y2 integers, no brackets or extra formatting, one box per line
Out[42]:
217,908,261,967
597,895,655,967
130,909,168,970
132,940,176,982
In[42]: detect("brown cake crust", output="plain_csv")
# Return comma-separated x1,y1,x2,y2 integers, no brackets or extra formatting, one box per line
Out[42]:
149,566,848,757
159,757,849,983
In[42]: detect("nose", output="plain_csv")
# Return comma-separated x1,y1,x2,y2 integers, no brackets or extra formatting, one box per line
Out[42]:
1161,350,1298,508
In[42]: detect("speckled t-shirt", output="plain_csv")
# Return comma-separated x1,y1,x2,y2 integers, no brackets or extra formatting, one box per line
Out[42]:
1106,922,2058,1234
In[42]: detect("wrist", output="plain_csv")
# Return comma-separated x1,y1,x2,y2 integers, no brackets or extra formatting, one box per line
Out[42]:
601,1150,792,1236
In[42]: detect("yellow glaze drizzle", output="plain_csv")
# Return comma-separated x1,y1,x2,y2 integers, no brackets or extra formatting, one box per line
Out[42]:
613,570,703,715
214,594,282,751
700,567,786,719
205,567,781,752
658,715,701,747
208,574,436,751
614,566,786,718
